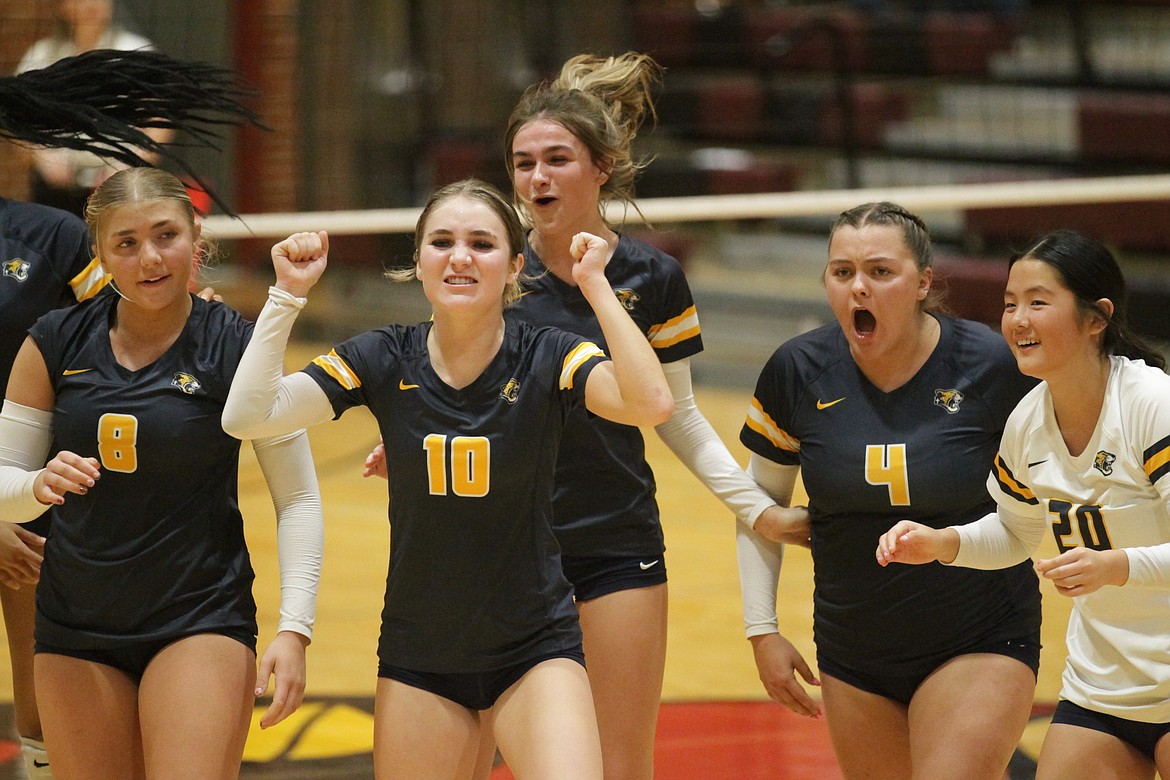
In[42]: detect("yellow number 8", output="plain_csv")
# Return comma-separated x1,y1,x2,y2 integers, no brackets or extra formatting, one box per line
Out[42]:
97,413,139,473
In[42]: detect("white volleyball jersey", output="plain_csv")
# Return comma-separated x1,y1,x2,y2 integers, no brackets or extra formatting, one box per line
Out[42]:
988,355,1170,722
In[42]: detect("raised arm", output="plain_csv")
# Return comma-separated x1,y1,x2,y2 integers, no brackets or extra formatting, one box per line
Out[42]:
221,232,336,440
573,233,672,427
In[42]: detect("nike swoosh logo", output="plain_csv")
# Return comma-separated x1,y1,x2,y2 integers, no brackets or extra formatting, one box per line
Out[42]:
63,368,93,376
816,397,845,410
398,380,419,390
33,760,49,768
1028,459,1048,467
639,559,660,571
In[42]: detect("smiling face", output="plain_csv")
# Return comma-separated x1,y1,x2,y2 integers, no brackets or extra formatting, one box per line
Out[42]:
824,223,932,357
510,117,609,235
415,195,523,315
95,199,197,311
1001,258,1109,382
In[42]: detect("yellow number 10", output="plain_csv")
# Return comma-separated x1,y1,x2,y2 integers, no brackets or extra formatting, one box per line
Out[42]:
97,413,139,473
423,434,490,497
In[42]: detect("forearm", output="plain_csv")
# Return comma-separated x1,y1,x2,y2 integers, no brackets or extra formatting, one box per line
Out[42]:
222,287,334,439
950,508,1041,569
1125,544,1170,587
654,361,775,527
579,277,671,421
0,402,53,523
736,522,784,637
254,430,324,640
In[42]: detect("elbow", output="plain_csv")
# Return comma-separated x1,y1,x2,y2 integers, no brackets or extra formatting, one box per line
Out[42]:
645,392,674,427
221,405,258,440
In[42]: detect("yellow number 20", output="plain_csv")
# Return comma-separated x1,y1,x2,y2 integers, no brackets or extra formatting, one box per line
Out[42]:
97,413,139,473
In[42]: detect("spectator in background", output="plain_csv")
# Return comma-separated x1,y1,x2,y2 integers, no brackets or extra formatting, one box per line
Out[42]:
16,0,168,217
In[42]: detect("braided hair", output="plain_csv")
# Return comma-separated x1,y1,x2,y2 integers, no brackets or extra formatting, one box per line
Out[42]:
0,49,265,215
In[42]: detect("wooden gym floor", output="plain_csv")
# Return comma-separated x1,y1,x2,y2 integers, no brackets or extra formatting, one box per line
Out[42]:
0,342,1073,779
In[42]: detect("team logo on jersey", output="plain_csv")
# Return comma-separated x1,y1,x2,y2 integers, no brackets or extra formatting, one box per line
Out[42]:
933,388,964,414
614,288,640,311
1093,450,1116,476
171,372,203,394
2,258,30,282
500,378,521,404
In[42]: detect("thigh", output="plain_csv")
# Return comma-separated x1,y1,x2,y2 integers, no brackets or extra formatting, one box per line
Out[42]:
1038,722,1154,780
470,708,498,780
34,652,145,780
908,653,1035,780
1,583,40,736
576,583,667,780
820,672,911,780
492,657,602,780
138,634,256,780
373,677,482,780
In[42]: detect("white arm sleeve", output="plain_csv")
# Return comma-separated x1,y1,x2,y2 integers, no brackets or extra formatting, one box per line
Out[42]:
221,287,335,440
950,506,1043,569
735,454,799,637
654,359,777,528
1125,545,1170,588
252,429,324,640
0,401,54,523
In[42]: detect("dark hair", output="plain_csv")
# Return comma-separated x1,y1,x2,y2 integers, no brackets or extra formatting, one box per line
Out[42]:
1011,229,1166,370
0,49,263,216
828,201,946,313
388,179,525,307
504,52,661,224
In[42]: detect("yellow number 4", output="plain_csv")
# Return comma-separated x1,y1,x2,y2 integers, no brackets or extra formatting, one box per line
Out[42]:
866,443,910,506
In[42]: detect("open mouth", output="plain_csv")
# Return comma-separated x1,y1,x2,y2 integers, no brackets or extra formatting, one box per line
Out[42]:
445,276,477,286
141,275,169,286
853,309,876,335
533,196,556,207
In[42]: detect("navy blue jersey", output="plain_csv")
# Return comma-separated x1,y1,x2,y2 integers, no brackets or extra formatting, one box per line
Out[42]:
29,294,258,649
303,318,606,673
508,234,702,558
0,197,105,395
741,316,1041,673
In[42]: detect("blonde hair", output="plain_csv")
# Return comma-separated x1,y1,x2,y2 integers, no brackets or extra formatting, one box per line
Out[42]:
86,167,217,283
387,179,526,307
504,52,662,224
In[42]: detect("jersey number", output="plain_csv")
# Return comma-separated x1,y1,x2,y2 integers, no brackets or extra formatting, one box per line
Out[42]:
1048,498,1113,553
865,443,910,506
423,434,490,497
97,413,139,473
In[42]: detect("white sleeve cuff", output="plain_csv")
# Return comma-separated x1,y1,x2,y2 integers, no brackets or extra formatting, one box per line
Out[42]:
654,359,777,527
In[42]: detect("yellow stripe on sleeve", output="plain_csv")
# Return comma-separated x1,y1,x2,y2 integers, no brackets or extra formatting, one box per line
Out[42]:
559,342,606,390
311,349,362,391
744,396,800,453
646,305,701,350
69,257,110,302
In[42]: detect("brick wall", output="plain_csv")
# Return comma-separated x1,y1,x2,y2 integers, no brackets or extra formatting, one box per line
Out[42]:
0,0,55,201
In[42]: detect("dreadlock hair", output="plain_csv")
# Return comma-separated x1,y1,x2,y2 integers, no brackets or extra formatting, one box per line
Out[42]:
0,49,266,216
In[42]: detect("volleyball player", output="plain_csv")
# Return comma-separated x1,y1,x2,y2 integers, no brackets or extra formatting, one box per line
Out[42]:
0,50,263,778
503,52,807,780
878,230,1170,779
221,179,673,779
738,202,1042,778
0,195,104,777
0,167,324,780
